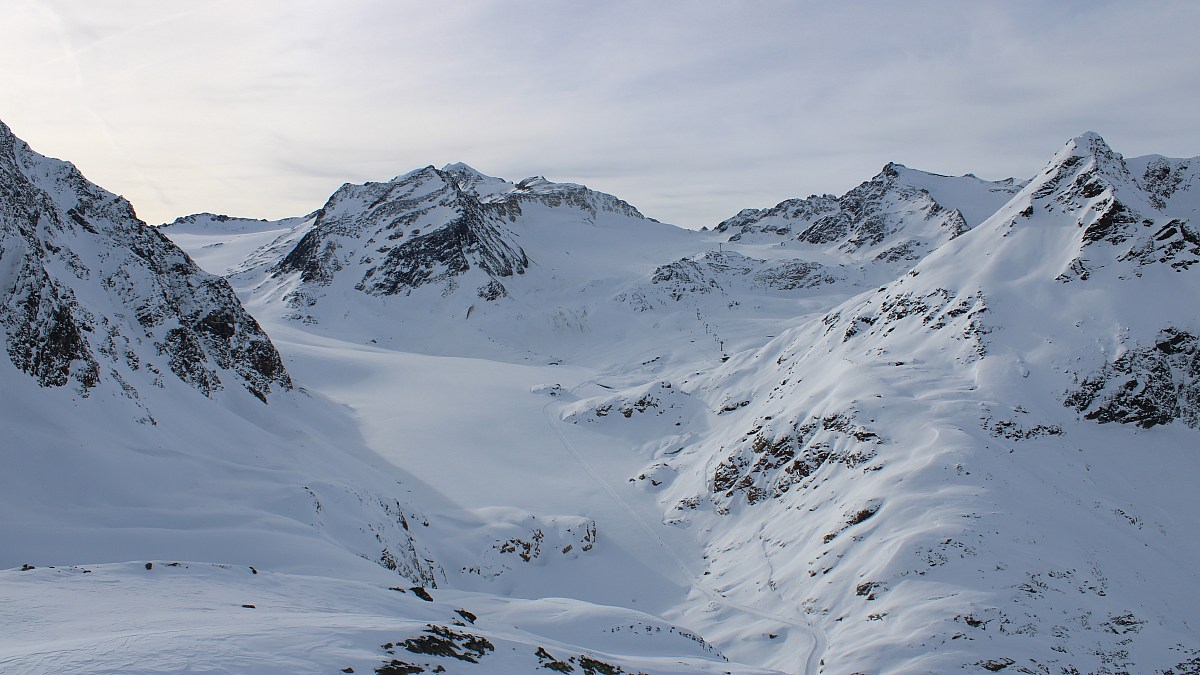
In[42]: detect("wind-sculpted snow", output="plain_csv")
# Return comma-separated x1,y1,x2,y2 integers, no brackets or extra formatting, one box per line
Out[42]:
0,120,290,404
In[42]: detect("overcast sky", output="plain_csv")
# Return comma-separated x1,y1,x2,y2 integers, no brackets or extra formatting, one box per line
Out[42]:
2,1,1198,227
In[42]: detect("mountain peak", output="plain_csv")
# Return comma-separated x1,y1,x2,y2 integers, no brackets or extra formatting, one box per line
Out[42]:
439,162,513,198
1035,131,1132,193
516,175,551,190
399,164,441,181
1071,130,1106,143
1062,131,1114,157
441,161,485,176
0,118,30,164
1051,131,1127,171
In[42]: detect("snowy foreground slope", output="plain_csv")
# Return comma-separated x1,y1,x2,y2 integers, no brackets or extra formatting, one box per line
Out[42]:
4,116,1198,674
2,562,767,675
0,121,773,675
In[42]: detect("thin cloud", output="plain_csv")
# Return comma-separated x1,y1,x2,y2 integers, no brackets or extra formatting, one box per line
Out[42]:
0,1,1197,226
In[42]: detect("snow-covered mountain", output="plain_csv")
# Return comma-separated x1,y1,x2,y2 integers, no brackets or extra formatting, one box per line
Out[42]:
629,133,1200,672
258,161,652,304
6,119,1199,674
715,162,1025,269
0,118,442,582
0,120,290,406
164,138,1200,673
0,122,779,674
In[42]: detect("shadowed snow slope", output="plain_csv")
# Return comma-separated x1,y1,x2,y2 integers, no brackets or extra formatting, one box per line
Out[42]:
0,118,438,584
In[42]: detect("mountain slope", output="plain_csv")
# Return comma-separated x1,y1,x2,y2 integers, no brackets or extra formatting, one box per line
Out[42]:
158,135,1200,673
0,120,290,406
638,133,1200,672
1127,153,1200,219
275,165,529,304
263,162,652,313
0,119,441,585
715,163,1025,271
0,122,782,675
180,164,718,366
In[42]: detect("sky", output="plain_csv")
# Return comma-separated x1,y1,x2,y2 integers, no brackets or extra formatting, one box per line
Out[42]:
1,1,1198,228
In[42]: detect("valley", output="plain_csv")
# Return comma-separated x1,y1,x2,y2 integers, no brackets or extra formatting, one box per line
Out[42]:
3,120,1198,674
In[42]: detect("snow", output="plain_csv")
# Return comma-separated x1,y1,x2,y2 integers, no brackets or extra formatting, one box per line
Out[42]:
156,145,1200,672
1,562,771,674
888,164,1026,227
4,122,1200,673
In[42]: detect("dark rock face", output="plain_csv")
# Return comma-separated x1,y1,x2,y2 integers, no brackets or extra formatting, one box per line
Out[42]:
1065,328,1200,429
504,174,647,221
273,164,649,309
1135,156,1194,211
358,196,528,299
2,253,100,389
716,197,839,239
278,226,342,286
0,120,290,402
275,166,530,302
640,251,842,304
756,260,841,290
1136,219,1200,269
796,164,958,250
709,412,882,507
649,255,730,300
1032,136,1147,250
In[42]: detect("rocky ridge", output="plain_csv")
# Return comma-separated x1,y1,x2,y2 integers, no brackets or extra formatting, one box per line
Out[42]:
715,162,1024,265
271,163,651,319
0,120,290,407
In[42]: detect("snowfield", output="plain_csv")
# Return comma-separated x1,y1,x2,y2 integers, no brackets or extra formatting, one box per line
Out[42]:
3,119,1199,673
2,562,772,675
